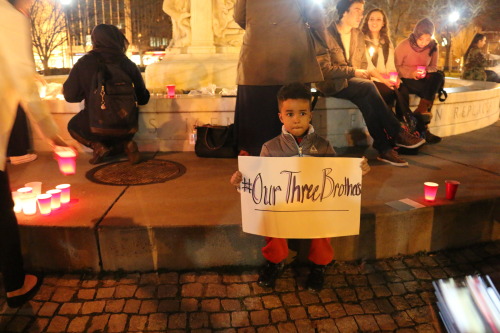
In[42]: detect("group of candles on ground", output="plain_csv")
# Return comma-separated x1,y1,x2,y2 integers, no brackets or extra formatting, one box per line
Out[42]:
424,180,460,202
13,183,71,216
12,146,77,216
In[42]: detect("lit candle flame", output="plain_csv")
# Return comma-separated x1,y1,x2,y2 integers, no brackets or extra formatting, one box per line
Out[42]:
368,47,375,57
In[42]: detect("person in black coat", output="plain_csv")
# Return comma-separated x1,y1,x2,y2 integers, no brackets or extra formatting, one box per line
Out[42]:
63,24,150,164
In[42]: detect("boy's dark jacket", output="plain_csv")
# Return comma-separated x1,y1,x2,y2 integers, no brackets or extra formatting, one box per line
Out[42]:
260,125,336,157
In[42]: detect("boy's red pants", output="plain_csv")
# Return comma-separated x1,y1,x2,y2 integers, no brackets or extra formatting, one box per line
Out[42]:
262,237,334,266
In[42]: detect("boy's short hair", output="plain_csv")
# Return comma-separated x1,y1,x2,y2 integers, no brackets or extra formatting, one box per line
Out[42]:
336,0,365,21
277,82,312,108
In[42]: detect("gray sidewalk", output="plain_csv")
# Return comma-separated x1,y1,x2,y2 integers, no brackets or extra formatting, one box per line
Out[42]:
0,241,499,332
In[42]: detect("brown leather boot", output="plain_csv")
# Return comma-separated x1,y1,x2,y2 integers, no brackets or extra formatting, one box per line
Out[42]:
413,98,433,123
125,140,140,164
89,142,110,164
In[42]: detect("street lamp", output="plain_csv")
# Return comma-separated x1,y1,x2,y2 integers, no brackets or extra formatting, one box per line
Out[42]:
60,0,73,66
444,11,460,72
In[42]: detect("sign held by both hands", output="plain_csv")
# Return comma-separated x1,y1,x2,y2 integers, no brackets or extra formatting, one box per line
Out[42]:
238,156,362,239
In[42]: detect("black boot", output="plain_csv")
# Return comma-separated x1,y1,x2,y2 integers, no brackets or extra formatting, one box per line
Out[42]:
306,264,327,291
257,261,285,288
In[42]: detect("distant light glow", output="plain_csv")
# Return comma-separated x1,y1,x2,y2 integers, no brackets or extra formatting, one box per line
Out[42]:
60,0,72,5
449,11,460,23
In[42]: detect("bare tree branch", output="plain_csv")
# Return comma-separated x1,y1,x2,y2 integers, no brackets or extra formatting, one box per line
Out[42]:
29,0,67,71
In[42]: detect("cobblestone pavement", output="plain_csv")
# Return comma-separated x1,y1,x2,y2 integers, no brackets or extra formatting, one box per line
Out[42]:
1,241,499,333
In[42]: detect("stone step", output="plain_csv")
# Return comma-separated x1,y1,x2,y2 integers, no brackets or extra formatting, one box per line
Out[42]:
9,122,500,272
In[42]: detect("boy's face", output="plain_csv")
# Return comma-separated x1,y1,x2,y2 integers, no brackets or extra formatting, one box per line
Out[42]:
343,2,364,29
278,99,312,137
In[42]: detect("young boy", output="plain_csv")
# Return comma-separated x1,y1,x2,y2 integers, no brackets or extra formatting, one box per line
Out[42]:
231,82,370,291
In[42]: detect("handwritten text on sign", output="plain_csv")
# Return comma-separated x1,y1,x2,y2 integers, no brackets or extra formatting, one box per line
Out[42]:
238,156,362,239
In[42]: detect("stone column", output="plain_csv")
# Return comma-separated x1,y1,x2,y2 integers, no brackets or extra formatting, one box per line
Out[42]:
186,0,216,54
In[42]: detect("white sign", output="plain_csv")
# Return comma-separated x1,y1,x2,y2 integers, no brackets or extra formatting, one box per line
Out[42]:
238,156,362,239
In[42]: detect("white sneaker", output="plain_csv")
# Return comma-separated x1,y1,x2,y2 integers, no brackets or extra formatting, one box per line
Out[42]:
9,154,38,165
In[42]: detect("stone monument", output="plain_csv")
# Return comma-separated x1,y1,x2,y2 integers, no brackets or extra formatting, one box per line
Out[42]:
145,0,244,92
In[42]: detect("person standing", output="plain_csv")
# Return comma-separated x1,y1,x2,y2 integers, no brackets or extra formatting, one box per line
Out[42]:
0,0,70,308
315,0,425,167
233,0,326,156
394,18,444,143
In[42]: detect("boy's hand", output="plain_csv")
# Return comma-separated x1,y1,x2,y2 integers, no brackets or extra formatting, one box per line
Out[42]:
360,157,370,176
230,171,242,187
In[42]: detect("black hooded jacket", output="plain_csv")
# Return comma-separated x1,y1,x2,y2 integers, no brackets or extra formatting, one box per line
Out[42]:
63,24,150,109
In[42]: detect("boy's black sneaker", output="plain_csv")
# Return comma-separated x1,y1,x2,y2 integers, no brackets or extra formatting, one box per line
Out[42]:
306,264,327,292
258,261,285,288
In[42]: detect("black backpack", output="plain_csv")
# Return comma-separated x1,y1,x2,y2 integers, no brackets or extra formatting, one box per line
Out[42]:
88,53,139,136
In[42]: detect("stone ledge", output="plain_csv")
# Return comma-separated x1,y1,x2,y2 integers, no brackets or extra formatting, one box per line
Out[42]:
35,78,499,152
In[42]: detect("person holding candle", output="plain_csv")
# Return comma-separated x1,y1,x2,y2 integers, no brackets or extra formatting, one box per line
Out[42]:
314,0,425,167
230,83,371,291
361,9,421,142
0,0,71,308
361,10,400,109
64,24,150,165
394,18,444,144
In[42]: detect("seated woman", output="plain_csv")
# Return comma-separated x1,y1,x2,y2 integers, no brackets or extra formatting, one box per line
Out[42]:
462,33,499,82
63,24,150,164
361,9,407,118
314,0,425,167
395,18,444,144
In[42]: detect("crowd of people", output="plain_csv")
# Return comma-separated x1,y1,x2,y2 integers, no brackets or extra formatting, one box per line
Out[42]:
2,0,498,307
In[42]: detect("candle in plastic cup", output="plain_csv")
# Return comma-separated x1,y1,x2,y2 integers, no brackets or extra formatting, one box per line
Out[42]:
56,184,71,204
445,180,460,200
424,182,439,202
22,193,37,215
389,72,398,84
25,182,42,196
54,147,76,175
37,194,52,215
166,84,176,98
416,66,426,78
47,189,62,210
12,191,23,213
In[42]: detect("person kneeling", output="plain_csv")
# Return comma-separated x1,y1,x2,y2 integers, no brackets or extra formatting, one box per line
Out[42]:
230,83,370,291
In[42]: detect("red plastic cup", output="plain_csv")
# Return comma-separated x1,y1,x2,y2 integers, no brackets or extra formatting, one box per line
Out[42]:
445,180,460,200
166,84,176,98
424,182,439,202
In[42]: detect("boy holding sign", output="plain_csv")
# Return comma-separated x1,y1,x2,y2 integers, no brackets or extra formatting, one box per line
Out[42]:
231,82,370,291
